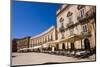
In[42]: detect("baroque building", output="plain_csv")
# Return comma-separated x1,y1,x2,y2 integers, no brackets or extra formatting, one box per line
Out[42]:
13,4,96,53
56,5,96,51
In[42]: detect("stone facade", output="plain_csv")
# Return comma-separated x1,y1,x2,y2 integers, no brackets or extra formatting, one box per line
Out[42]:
16,36,30,52
29,26,57,52
56,5,96,51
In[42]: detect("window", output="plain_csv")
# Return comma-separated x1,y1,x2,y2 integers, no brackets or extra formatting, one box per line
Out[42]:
67,11,73,17
67,11,73,23
61,23,64,28
83,25,87,32
80,8,85,18
61,33,64,39
68,16,73,23
59,17,64,22
51,35,53,40
69,16,72,20
59,23,65,32
70,29,74,35
48,35,49,41
77,5,85,10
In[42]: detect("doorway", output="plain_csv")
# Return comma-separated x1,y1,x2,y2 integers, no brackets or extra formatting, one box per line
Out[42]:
71,43,75,50
62,43,65,50
84,38,90,50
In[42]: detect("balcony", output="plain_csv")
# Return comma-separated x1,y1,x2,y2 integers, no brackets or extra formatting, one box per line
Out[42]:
81,31,91,37
86,7,96,20
66,21,74,28
77,7,96,23
67,33,82,42
77,15,87,23
48,38,53,42
61,36,65,39
69,33,75,36
59,26,65,32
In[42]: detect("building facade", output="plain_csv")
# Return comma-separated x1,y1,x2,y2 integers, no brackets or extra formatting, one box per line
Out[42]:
16,36,30,52
56,5,96,51
29,26,57,52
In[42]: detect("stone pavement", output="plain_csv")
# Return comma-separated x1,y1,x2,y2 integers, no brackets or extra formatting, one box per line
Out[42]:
12,52,96,66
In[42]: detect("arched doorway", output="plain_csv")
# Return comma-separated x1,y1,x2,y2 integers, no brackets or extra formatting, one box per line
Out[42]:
56,44,59,50
62,43,65,50
71,43,75,50
84,38,90,50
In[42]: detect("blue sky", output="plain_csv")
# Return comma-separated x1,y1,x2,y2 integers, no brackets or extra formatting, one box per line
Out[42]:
12,0,61,38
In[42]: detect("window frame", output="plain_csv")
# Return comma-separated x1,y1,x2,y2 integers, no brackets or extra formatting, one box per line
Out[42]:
82,24,88,32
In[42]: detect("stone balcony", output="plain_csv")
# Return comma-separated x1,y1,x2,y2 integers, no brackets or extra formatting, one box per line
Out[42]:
66,21,74,28
77,15,87,23
61,36,65,39
67,33,82,42
77,7,96,23
59,26,65,32
81,31,91,37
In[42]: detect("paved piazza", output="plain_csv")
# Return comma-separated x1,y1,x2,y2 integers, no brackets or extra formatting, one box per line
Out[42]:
12,52,95,66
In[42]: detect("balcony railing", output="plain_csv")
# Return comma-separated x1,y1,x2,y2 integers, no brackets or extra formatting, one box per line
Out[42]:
81,31,91,37
66,21,74,28
61,36,65,39
77,7,96,23
59,26,65,32
70,33,75,36
77,15,87,22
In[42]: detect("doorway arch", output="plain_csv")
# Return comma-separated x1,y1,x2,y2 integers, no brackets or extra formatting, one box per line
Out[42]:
84,38,90,50
62,43,65,50
56,44,59,50
71,43,75,50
